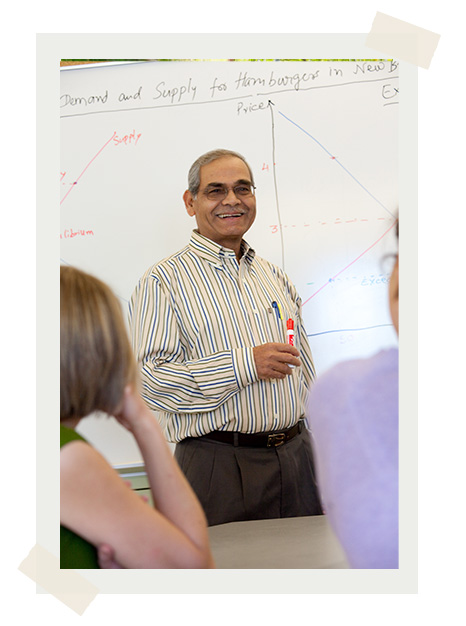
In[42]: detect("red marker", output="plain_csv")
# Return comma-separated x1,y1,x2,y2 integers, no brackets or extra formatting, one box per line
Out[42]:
286,319,294,346
287,319,295,369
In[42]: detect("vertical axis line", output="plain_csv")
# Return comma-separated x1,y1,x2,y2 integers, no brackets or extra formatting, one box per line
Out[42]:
268,101,285,271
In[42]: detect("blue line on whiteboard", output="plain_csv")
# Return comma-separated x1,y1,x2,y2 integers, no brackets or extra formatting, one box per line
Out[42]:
276,109,395,218
308,323,393,337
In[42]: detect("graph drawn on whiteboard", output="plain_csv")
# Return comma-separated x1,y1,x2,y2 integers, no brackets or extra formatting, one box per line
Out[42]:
60,60,399,375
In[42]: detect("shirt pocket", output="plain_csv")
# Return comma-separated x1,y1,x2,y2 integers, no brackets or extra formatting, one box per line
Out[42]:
253,302,296,345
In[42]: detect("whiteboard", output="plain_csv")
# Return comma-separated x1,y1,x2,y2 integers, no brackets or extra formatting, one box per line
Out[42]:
60,60,399,464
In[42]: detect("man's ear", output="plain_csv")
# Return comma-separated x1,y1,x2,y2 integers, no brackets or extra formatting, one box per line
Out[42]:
183,190,196,217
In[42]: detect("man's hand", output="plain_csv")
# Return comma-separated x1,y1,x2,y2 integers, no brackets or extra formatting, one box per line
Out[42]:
253,342,301,380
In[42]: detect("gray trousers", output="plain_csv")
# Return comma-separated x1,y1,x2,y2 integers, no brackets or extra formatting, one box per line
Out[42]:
174,426,323,526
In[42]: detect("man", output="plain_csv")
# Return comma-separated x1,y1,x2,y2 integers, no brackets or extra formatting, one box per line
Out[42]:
130,149,322,526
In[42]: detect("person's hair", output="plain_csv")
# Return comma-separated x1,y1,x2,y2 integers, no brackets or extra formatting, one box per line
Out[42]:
187,149,255,197
60,265,137,421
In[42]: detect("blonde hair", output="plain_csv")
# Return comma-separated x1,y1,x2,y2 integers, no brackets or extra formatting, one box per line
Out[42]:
60,265,137,420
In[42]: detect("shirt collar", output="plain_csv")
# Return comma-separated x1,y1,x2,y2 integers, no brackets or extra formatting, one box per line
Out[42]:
189,230,256,266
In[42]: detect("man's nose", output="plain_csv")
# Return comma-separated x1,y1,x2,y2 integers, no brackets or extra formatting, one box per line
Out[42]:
222,188,240,204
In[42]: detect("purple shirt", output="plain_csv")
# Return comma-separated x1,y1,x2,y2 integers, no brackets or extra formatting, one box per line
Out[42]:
307,348,399,568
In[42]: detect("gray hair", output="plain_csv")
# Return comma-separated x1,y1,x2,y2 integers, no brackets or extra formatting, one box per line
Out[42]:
187,149,255,197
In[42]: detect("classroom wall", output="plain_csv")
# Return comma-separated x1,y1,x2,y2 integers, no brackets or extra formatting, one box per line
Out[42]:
60,60,399,465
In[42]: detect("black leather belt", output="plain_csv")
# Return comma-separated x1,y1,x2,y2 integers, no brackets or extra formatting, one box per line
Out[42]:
197,420,304,448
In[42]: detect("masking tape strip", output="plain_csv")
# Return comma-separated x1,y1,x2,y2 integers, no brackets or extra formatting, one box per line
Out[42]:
18,545,100,615
366,12,440,69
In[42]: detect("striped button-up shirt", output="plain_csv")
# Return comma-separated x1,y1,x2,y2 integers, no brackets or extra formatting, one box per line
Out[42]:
129,230,316,443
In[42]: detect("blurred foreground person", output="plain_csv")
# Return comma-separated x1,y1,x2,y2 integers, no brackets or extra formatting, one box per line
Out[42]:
60,265,214,568
307,221,399,568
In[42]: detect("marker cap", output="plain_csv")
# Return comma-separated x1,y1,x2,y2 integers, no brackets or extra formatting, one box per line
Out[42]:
287,319,294,330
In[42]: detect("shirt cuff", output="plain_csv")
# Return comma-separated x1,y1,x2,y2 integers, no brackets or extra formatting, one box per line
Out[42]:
231,347,258,388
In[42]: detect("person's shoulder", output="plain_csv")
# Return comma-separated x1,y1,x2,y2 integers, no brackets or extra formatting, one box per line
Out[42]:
311,358,359,396
309,348,398,410
349,347,398,380
60,436,97,473
253,253,279,270
60,435,113,482
308,348,398,442
252,257,300,303
316,348,398,387
253,254,290,281
60,424,88,448
138,244,191,281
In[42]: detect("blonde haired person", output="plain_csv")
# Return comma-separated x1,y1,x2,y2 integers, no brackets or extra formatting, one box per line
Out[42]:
60,265,214,568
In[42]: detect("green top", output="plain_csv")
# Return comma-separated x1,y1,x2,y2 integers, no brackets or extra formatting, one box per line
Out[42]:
60,425,99,569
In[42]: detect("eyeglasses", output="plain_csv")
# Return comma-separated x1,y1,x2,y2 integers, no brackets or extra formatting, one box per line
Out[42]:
201,184,256,201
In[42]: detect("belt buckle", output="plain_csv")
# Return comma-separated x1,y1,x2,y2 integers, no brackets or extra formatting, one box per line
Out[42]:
267,432,286,447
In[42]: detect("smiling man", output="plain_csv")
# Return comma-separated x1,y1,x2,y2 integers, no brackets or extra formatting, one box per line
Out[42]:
130,149,322,526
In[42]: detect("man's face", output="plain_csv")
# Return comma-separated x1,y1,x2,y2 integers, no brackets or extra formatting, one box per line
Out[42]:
183,156,256,253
